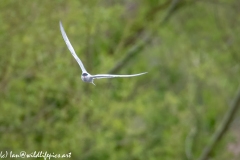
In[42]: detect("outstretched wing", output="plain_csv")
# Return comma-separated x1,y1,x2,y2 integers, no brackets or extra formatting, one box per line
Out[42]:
59,21,87,73
92,72,147,79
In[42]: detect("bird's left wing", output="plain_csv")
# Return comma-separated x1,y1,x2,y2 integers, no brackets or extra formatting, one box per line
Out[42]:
59,21,87,73
92,72,147,79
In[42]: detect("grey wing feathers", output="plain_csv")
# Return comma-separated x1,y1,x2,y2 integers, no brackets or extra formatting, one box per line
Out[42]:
59,21,87,73
92,72,147,79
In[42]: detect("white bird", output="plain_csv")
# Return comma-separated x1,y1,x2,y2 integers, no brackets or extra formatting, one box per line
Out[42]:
59,21,147,85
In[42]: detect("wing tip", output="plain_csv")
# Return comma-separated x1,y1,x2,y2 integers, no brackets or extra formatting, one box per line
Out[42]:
59,21,63,29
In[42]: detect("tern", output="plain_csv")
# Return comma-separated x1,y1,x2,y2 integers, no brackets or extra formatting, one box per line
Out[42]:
59,21,147,85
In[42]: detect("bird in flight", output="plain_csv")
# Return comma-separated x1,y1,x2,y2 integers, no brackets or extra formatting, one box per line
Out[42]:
59,21,147,85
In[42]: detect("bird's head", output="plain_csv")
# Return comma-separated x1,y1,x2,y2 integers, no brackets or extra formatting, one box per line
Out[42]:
82,73,88,77
81,73,89,81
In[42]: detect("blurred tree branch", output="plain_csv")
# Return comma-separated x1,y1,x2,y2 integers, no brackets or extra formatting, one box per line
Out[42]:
108,0,190,74
108,33,150,74
185,75,201,160
185,127,197,160
198,86,240,160
161,0,181,24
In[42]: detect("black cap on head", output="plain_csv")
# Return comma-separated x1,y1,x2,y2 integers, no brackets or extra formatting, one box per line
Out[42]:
82,73,88,76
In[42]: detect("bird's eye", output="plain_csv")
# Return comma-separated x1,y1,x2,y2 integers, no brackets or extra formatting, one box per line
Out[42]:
82,73,88,76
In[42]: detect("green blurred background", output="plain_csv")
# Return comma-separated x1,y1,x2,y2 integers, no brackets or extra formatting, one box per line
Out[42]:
0,0,240,159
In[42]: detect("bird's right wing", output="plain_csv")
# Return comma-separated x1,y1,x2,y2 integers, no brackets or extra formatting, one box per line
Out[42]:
59,21,87,73
92,72,147,79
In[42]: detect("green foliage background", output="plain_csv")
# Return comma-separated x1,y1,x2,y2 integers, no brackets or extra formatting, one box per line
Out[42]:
0,0,239,159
